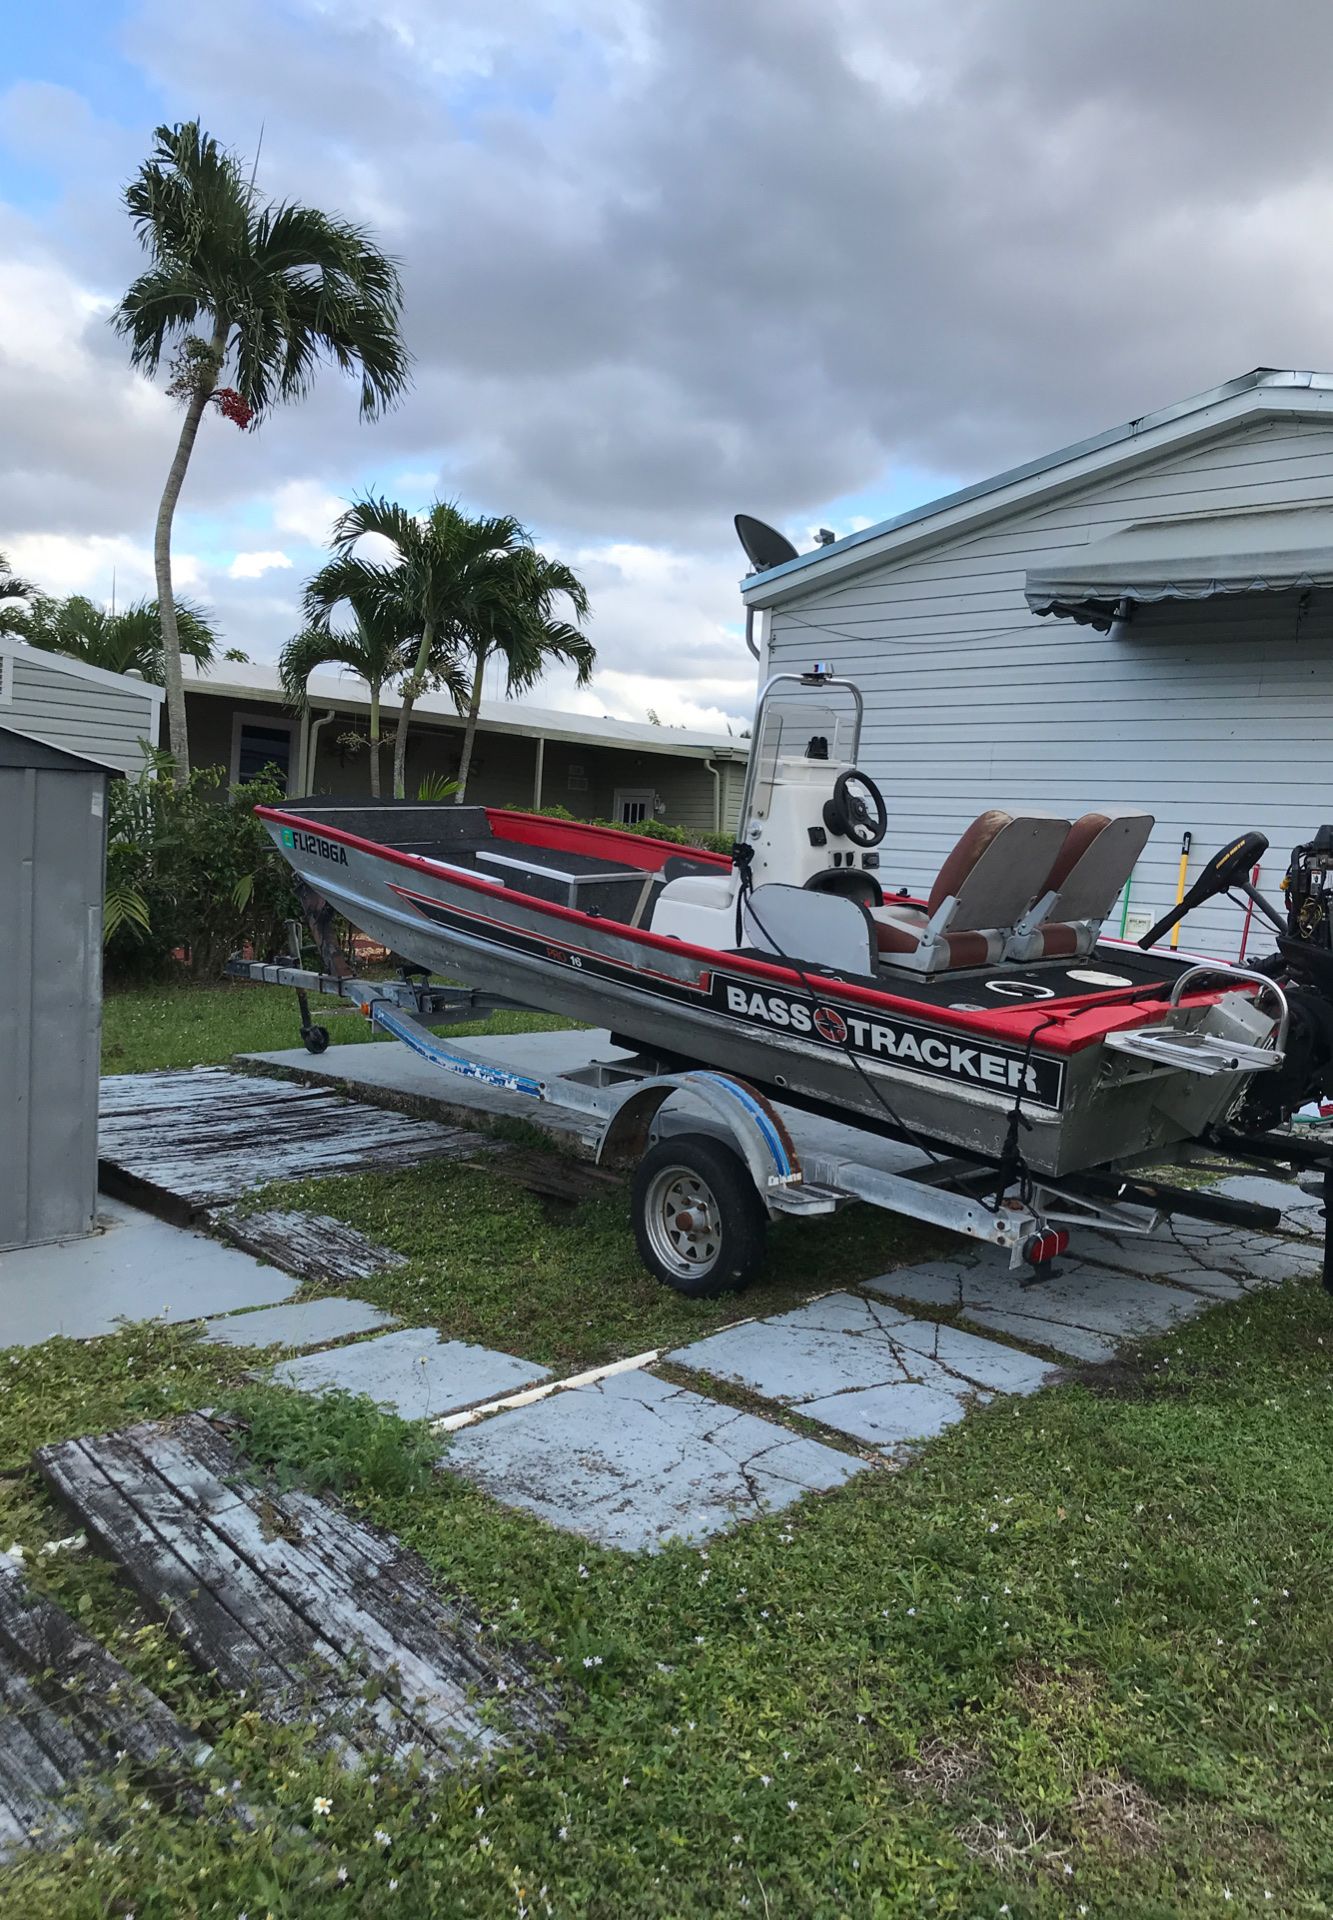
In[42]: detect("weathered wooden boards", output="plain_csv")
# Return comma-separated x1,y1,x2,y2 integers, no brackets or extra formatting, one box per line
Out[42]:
212,1205,408,1283
99,1068,495,1213
37,1416,555,1766
0,1559,208,1859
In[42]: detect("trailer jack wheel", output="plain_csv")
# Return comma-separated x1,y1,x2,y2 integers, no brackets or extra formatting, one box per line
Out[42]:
632,1133,767,1297
302,1024,330,1054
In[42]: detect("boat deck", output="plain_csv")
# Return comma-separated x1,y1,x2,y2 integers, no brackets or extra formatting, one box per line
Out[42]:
277,796,1190,1009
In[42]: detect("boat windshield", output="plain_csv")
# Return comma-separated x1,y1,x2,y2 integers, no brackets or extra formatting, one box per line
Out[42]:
743,680,863,832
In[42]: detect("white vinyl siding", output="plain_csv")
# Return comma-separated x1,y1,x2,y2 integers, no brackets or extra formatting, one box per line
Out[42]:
766,415,1333,959
0,646,160,775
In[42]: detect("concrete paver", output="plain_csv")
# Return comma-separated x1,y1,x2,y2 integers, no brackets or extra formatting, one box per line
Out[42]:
0,1200,294,1349
1086,1217,1313,1291
269,1325,550,1420
669,1293,1056,1447
443,1367,863,1551
1213,1173,1324,1237
201,1297,398,1350
865,1246,1234,1363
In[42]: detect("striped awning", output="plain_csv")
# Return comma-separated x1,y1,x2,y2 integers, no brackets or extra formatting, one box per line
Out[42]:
1025,506,1333,629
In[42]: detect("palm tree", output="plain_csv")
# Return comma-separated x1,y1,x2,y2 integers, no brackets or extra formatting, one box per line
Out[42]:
323,498,528,798
453,548,593,802
0,552,36,629
112,121,410,782
281,576,413,799
6,593,218,680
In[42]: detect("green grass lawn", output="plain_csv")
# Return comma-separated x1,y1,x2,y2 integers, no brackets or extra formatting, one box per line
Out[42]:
248,1154,952,1368
101,979,575,1074
3,1280,1333,1916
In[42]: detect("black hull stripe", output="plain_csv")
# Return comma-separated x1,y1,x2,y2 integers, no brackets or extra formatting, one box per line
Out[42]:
391,882,1067,1112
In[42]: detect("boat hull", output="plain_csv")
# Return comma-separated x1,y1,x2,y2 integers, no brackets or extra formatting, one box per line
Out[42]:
259,812,1254,1178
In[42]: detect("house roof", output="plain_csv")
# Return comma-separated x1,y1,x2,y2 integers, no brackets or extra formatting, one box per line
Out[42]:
179,659,748,761
742,368,1333,608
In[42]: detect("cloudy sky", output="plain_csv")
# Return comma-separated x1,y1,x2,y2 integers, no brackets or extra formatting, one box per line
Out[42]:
5,0,1333,731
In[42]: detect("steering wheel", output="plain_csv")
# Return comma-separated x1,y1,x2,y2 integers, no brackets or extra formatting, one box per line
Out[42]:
823,768,887,849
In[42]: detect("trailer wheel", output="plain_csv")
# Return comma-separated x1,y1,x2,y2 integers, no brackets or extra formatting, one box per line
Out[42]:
632,1133,767,1297
302,1025,330,1054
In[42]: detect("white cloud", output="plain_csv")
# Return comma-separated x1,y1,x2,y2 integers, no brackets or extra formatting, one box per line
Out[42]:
227,548,293,580
4,532,201,599
269,479,347,548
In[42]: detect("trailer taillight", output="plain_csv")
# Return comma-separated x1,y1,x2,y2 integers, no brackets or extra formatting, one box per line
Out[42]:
1023,1229,1069,1267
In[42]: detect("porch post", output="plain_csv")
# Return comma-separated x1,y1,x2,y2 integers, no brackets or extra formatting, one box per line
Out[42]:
532,735,545,808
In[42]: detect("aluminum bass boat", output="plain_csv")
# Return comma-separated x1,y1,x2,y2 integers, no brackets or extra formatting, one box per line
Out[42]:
257,667,1329,1190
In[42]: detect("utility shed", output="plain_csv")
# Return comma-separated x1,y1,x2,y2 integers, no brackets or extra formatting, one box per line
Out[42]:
0,728,115,1252
0,640,162,775
743,369,1333,960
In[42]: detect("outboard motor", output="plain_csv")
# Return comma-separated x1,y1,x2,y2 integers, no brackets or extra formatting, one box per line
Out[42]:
1284,826,1333,954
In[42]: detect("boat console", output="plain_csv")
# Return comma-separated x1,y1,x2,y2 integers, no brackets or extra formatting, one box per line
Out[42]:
650,665,1156,986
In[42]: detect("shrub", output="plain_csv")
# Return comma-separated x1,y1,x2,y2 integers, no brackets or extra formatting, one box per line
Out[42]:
105,759,299,981
529,801,733,856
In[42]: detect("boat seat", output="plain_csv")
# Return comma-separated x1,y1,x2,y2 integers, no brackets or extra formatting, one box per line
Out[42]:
1004,810,1154,960
649,869,740,946
870,810,1071,973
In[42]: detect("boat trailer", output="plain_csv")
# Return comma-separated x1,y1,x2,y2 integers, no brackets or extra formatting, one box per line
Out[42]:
224,947,1333,1299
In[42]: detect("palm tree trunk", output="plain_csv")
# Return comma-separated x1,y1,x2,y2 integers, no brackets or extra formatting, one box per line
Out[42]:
392,691,415,799
392,618,433,799
368,684,382,799
155,318,227,787
454,658,486,803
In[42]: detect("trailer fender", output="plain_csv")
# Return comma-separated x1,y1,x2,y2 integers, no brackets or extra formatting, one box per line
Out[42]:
598,1070,802,1206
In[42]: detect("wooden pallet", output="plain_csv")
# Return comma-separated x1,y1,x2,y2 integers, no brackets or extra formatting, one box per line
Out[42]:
37,1416,556,1767
212,1206,408,1283
99,1068,495,1213
0,1560,211,1859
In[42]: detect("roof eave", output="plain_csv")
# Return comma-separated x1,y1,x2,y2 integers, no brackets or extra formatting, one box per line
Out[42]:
180,674,747,759
742,369,1333,608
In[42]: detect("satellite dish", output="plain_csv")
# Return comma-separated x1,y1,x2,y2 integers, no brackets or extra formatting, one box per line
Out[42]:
734,513,799,572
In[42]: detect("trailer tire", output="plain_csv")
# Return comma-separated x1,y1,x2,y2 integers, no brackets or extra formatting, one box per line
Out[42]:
632,1133,767,1297
302,1025,330,1054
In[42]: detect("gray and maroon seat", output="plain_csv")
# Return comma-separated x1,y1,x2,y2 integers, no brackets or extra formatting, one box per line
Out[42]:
1003,809,1154,960
870,810,1071,973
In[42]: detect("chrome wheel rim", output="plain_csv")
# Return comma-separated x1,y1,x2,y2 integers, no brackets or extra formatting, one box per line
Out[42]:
643,1166,723,1280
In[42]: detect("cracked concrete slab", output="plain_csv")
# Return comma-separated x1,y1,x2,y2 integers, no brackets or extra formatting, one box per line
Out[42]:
865,1247,1229,1363
442,1368,862,1551
269,1326,549,1420
668,1293,1056,1447
201,1297,398,1351
1085,1215,1314,1291
1211,1174,1325,1237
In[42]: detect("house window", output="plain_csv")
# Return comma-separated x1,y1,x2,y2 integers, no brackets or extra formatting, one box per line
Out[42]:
614,787,656,826
567,763,589,793
231,714,295,790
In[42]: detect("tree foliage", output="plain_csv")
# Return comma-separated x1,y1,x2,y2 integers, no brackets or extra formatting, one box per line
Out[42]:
111,119,410,779
6,593,218,682
104,757,298,981
307,496,593,799
285,566,420,798
0,550,37,624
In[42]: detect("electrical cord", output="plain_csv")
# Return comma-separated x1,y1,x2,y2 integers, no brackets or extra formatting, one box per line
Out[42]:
733,849,949,1171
